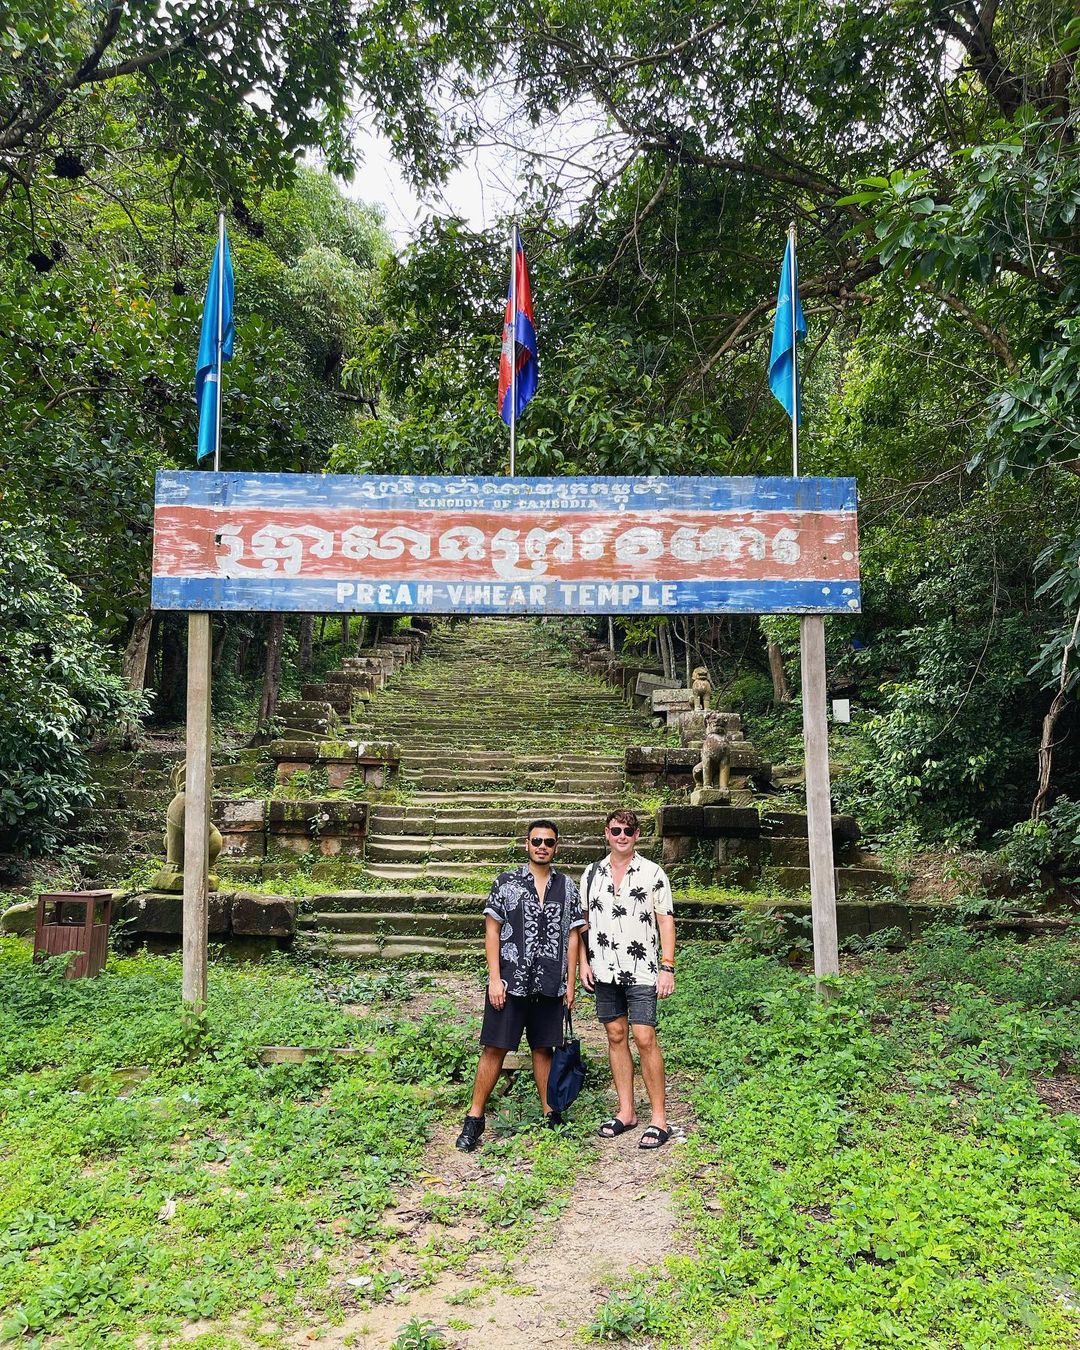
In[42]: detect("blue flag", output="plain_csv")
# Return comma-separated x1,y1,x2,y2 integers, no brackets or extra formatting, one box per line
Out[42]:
195,227,235,466
768,234,806,423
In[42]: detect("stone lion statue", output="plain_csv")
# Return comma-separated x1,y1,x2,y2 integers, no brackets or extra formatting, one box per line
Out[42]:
693,710,732,793
690,665,713,712
149,761,223,893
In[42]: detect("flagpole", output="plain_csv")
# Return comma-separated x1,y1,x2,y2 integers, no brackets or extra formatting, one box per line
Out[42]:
786,220,840,990
509,225,517,476
789,221,798,477
213,209,225,473
185,207,224,1009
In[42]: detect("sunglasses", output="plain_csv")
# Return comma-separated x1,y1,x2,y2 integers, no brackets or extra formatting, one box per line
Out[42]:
607,825,638,837
529,836,557,848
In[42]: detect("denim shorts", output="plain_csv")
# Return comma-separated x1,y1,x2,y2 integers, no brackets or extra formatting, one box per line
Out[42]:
593,980,658,1027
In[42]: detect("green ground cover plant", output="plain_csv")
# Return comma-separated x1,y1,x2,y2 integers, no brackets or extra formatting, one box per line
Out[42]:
591,927,1080,1348
0,941,473,1348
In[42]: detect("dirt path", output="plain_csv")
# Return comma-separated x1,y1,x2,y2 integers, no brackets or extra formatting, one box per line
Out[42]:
288,975,691,1349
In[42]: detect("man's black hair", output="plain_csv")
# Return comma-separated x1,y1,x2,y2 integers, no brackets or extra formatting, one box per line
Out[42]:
526,818,559,839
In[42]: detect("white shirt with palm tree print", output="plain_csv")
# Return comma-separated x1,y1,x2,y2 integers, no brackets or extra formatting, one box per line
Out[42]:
580,853,674,988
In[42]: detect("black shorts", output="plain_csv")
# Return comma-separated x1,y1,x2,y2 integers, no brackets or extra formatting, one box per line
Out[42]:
594,981,658,1027
480,991,565,1051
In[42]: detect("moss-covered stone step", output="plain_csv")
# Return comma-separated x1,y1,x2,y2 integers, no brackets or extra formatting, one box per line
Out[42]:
403,791,605,808
400,770,623,790
324,936,478,960
368,808,652,836
307,909,731,941
363,835,630,865
399,750,626,769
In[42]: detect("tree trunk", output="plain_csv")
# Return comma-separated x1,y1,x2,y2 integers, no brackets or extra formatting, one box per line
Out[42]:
160,618,184,719
658,621,673,680
121,610,154,692
1032,599,1080,819
298,615,313,672
341,614,351,653
1032,688,1072,819
607,616,615,652
768,639,792,704
258,616,286,727
211,619,227,673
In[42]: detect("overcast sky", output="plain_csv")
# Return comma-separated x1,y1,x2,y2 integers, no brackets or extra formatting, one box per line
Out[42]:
342,98,615,246
343,121,519,244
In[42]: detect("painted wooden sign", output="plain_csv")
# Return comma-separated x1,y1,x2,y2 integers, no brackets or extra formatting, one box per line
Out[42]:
151,472,860,615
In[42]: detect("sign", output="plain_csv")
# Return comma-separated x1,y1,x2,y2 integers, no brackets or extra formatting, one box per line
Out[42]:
151,472,860,615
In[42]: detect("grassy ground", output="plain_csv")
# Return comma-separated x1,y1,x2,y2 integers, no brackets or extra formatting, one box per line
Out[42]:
0,942,607,1350
0,944,470,1348
3,928,1079,1348
591,925,1080,1348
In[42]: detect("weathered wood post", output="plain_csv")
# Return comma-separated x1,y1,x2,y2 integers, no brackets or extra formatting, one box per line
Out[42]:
182,612,212,1009
800,615,839,985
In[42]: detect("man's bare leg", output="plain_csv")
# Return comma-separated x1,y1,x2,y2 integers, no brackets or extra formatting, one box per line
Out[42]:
631,1024,668,1132
530,1046,554,1112
468,1045,508,1117
603,1016,638,1125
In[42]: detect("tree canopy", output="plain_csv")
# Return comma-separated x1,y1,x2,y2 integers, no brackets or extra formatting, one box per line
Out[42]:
4,0,1080,851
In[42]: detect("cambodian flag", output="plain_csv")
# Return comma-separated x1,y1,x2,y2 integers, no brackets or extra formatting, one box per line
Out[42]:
497,227,537,425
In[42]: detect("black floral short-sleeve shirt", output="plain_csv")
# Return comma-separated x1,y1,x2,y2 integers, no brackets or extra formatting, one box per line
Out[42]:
483,865,585,999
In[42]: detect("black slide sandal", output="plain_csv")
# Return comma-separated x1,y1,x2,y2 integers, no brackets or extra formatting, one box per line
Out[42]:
597,1117,637,1138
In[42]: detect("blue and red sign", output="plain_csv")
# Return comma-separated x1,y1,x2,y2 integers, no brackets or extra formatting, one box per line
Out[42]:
151,472,860,615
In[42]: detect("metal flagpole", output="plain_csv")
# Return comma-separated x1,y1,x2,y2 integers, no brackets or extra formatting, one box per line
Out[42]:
213,209,225,473
789,219,839,988
509,225,517,476
789,223,798,477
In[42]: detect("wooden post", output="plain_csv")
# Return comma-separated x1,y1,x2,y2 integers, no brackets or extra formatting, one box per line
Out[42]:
183,612,212,1009
800,614,839,985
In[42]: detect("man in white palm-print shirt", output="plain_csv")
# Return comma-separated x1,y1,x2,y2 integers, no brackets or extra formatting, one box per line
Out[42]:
579,808,676,1150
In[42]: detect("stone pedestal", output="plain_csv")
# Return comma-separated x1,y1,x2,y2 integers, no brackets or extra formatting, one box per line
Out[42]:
691,787,730,806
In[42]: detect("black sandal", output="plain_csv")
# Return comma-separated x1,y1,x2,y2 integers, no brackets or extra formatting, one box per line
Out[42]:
638,1125,672,1149
597,1117,637,1138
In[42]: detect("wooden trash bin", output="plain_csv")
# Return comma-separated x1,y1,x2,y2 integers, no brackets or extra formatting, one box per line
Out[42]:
33,891,114,978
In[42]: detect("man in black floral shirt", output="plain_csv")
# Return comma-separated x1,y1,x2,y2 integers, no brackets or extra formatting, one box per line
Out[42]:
579,808,676,1149
455,820,585,1152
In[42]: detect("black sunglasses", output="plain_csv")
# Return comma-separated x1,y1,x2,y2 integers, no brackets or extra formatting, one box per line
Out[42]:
529,836,557,847
607,825,638,837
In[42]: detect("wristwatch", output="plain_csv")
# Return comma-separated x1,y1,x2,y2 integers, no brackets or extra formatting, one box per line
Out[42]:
660,962,675,974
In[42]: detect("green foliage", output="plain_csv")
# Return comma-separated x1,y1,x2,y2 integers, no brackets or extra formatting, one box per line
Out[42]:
827,488,1064,839
391,1318,447,1350
0,522,143,852
0,0,500,203
587,1291,666,1342
618,933,1080,1348
0,941,470,1346
994,796,1080,890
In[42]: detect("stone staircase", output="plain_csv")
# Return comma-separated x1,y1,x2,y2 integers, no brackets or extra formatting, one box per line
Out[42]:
62,617,910,960
299,619,658,957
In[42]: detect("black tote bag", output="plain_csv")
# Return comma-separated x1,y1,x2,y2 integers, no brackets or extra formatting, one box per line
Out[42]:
547,1009,585,1113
